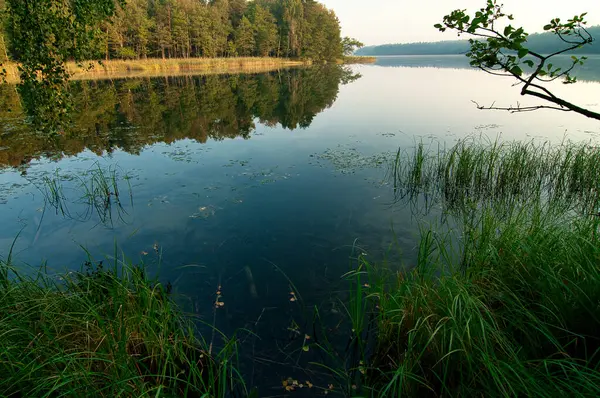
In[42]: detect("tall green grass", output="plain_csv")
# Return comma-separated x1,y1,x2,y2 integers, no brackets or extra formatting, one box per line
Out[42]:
363,210,600,396
392,138,600,216
0,257,243,397
356,139,600,396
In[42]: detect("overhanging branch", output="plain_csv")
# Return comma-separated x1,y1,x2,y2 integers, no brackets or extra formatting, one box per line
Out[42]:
472,100,571,114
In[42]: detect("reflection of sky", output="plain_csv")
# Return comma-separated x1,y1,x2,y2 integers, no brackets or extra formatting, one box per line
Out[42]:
373,54,600,84
341,60,600,143
2,62,599,265
1,63,598,389
2,62,599,261
0,128,410,270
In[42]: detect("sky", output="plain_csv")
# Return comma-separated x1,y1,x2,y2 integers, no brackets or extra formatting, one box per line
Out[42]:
321,0,600,46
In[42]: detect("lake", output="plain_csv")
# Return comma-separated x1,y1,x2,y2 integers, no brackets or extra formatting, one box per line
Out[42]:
1,56,599,392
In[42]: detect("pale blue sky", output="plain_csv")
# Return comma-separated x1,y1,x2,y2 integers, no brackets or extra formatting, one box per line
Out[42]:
321,0,600,45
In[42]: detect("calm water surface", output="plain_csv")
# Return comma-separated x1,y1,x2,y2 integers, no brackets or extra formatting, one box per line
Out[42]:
1,58,599,391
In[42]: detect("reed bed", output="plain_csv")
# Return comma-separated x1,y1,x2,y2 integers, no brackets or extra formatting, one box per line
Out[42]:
2,57,310,83
340,56,377,64
392,138,600,216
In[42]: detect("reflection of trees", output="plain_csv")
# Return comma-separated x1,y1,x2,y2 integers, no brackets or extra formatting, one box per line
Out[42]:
0,66,359,168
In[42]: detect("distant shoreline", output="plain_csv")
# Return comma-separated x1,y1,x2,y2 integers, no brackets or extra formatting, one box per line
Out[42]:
357,26,600,57
2,56,376,83
366,53,600,57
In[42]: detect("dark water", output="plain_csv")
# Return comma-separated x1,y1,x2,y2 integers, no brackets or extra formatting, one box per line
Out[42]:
1,60,599,393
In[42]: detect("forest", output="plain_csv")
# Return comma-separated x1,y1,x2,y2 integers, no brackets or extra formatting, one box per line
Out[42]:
0,0,343,62
357,25,600,56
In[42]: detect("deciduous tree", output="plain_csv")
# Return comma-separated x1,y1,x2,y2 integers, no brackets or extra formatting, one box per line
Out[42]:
436,0,600,121
4,0,125,133
342,37,364,56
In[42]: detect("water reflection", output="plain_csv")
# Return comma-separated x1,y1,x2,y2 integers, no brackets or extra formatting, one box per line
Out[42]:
2,58,597,393
0,66,361,168
374,54,600,83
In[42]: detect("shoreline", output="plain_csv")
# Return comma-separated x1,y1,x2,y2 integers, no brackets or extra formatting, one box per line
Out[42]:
2,56,376,83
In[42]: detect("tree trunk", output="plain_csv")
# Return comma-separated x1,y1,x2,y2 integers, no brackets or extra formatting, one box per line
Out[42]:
105,28,110,61
1,35,9,63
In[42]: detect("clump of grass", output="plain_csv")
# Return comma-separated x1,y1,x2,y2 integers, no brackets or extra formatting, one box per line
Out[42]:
78,163,133,226
360,139,600,396
392,138,600,216
0,258,242,397
39,162,133,227
42,169,70,218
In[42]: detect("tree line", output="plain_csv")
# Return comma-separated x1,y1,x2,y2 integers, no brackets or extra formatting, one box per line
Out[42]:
357,26,600,56
0,0,344,62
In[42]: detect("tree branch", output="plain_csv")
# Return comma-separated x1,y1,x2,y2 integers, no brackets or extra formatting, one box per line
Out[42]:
521,89,600,120
439,4,599,121
472,101,571,113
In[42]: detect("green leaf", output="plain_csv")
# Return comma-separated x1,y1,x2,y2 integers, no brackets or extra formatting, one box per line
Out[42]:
518,48,529,58
524,60,535,68
543,24,553,31
510,66,523,76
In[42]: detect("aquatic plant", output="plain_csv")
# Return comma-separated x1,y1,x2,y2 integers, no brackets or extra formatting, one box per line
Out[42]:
348,139,600,396
392,138,600,216
38,162,133,227
0,254,246,397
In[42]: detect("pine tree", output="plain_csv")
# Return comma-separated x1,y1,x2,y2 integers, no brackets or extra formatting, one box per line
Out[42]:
228,0,247,29
235,16,256,56
127,0,153,58
154,1,174,58
0,0,8,63
250,4,277,57
171,1,190,58
210,0,233,57
283,0,303,57
3,0,345,62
